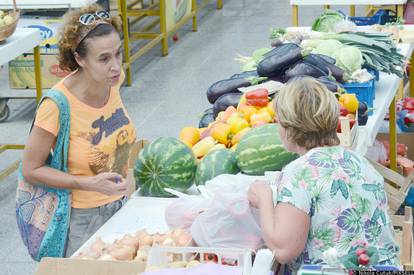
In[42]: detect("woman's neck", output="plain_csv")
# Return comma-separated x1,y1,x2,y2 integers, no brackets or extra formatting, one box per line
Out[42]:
65,69,111,108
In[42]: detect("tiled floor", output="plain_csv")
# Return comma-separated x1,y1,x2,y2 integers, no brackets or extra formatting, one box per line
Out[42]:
0,1,359,274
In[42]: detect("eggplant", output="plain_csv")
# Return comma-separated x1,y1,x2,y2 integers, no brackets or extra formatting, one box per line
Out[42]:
230,70,258,79
317,77,343,93
213,93,242,117
257,43,302,78
311,54,335,64
199,108,215,128
285,62,327,80
206,77,250,104
304,54,344,82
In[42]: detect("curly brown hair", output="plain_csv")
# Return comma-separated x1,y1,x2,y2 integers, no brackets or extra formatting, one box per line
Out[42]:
58,4,122,72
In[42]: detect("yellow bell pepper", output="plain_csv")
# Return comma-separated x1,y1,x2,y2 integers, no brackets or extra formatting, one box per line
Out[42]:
250,112,273,127
210,122,231,145
239,105,258,123
229,118,249,135
179,126,200,148
339,94,359,113
192,137,216,158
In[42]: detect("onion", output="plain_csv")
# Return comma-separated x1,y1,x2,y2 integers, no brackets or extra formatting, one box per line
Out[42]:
139,235,153,247
107,244,136,261
162,238,176,247
118,234,139,250
88,237,108,258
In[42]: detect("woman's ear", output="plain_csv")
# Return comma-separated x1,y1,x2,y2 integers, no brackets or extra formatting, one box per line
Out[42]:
73,51,86,69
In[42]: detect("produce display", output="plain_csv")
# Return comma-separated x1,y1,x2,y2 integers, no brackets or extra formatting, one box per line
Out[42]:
73,229,192,262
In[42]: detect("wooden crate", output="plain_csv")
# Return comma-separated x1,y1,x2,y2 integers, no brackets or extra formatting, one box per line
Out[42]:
390,206,413,271
369,159,414,214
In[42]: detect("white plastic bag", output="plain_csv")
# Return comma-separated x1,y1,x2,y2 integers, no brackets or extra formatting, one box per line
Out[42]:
165,172,282,250
190,191,265,251
365,140,388,163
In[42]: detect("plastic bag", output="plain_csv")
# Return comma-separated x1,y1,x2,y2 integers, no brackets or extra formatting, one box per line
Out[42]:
365,140,388,163
165,172,282,250
165,196,211,231
190,191,265,251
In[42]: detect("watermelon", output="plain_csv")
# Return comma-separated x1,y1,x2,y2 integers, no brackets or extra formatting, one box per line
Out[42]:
134,137,197,197
235,124,298,175
195,149,240,186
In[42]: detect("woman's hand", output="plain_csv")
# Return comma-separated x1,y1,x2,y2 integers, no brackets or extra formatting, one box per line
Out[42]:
80,172,128,196
247,180,273,209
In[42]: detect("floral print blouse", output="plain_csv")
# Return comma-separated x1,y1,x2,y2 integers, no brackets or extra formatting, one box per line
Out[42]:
276,146,399,272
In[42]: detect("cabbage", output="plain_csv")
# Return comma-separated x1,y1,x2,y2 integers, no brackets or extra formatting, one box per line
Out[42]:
313,39,343,57
334,46,363,75
311,10,344,32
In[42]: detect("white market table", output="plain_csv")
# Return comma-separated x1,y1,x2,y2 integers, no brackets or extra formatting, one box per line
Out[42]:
290,0,407,26
0,0,96,9
353,44,413,157
0,27,42,181
73,195,176,256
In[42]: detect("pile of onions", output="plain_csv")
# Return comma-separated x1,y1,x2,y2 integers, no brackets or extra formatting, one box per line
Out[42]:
71,229,193,262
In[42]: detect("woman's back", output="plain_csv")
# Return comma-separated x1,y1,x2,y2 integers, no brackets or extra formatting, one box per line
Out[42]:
277,146,399,271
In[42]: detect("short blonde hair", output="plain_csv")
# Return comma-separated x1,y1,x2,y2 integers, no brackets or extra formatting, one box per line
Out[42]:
275,77,340,150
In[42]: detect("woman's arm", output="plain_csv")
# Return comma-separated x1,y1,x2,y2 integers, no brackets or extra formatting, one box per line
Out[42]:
22,126,128,196
248,181,310,264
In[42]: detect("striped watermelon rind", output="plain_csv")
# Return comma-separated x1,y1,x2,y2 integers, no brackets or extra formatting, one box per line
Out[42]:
235,124,298,175
195,148,240,186
134,137,197,197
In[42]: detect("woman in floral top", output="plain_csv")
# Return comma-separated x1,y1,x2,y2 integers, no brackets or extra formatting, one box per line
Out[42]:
247,77,399,272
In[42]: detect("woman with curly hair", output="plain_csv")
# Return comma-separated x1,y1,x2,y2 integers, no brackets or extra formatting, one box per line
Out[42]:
21,4,137,256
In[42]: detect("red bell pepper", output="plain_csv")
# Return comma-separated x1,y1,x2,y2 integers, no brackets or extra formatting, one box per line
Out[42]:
245,88,269,107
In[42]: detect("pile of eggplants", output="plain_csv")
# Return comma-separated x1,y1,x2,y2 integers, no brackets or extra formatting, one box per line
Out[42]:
203,43,346,123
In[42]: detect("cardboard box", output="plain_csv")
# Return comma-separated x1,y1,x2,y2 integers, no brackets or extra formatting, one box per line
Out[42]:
35,258,145,275
8,54,70,89
17,17,62,54
126,139,149,197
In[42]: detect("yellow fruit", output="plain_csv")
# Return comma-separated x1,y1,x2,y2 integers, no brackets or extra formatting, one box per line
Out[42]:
339,94,359,113
210,122,231,144
226,112,242,124
231,127,251,145
239,105,258,123
179,126,200,148
186,260,201,268
192,137,216,158
250,112,273,126
229,118,249,134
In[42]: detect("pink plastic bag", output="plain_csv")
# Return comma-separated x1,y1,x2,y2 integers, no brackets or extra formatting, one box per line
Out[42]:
190,192,265,251
165,197,211,231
